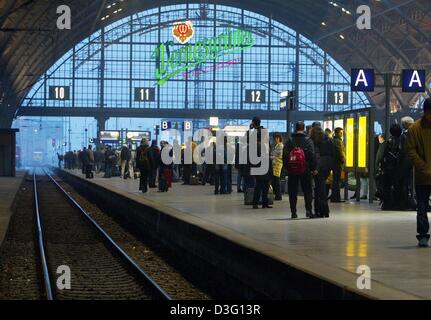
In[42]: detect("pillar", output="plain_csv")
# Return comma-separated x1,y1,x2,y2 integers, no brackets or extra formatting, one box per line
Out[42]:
95,115,109,140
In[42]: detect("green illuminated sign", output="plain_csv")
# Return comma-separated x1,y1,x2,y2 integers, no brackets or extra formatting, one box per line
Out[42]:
152,28,255,85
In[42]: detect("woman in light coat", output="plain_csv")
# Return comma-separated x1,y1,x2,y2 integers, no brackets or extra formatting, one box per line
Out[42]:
271,134,284,201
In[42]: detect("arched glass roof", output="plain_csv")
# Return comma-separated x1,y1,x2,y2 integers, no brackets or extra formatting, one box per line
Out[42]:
22,3,370,113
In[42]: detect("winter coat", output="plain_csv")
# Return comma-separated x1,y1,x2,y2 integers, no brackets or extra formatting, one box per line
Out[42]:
271,143,284,178
406,116,431,185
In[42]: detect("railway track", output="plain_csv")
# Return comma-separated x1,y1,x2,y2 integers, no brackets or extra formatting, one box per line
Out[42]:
33,169,171,300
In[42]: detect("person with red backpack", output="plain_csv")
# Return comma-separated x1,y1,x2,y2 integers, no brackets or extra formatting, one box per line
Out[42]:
283,121,318,219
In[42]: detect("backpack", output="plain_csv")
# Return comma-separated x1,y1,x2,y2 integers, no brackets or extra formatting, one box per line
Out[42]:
287,147,306,175
138,147,149,165
382,138,401,172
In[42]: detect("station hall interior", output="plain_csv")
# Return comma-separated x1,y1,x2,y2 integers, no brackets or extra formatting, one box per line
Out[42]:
1,0,431,302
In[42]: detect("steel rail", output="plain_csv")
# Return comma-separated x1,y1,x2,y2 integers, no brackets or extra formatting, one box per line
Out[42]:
42,169,172,300
33,170,54,300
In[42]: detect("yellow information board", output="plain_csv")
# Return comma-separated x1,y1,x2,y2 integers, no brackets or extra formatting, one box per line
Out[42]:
358,116,367,168
346,118,355,168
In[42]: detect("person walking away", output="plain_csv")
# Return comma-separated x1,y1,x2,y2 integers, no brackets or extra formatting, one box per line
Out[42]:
136,139,153,194
379,124,404,210
311,126,334,218
400,117,416,210
85,145,95,179
284,121,317,219
406,98,431,247
331,127,345,203
148,140,160,187
271,134,284,201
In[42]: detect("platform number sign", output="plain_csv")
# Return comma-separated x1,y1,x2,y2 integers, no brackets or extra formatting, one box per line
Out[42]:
135,88,156,102
351,69,375,92
161,121,172,131
402,70,426,93
328,91,349,105
183,121,193,131
49,86,70,100
245,90,266,104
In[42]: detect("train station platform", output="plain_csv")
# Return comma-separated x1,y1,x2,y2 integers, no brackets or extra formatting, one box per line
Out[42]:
0,171,25,245
59,169,426,300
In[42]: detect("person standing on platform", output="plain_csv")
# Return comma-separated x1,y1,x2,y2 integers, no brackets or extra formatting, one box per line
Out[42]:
252,142,273,209
120,144,131,179
127,144,134,180
400,116,416,210
85,145,95,179
159,141,173,192
149,140,160,188
104,146,115,178
406,98,431,247
311,126,334,218
331,127,346,203
271,134,284,201
284,121,317,219
80,147,87,174
136,139,153,194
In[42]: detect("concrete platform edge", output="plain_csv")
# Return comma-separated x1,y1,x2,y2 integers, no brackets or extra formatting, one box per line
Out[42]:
56,169,421,300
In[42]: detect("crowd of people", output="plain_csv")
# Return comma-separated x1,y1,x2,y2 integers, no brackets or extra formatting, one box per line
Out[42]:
58,97,431,246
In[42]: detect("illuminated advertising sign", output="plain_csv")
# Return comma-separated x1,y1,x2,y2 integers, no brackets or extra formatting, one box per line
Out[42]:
324,120,333,132
126,131,151,142
334,119,344,130
345,118,355,168
172,21,194,44
351,69,375,92
100,131,120,143
358,116,367,168
152,28,255,85
402,69,426,93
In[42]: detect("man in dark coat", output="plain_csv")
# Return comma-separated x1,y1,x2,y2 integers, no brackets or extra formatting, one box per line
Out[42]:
136,139,153,194
284,121,317,218
331,127,346,203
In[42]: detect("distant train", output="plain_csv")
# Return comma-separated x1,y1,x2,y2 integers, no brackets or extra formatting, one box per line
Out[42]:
32,150,44,166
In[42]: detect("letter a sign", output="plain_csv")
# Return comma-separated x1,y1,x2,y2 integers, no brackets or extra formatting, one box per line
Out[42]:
402,69,426,93
351,69,375,92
